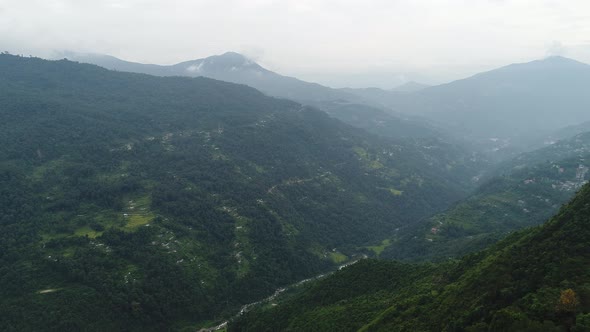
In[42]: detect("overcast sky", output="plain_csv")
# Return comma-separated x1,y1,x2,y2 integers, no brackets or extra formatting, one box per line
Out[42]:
1,0,590,88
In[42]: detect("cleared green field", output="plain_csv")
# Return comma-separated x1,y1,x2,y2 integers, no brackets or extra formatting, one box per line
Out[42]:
73,225,102,238
366,239,391,257
329,252,348,264
124,214,153,229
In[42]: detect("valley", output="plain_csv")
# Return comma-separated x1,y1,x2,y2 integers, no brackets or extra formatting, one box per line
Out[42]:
0,54,482,331
3,37,590,332
231,183,590,331
382,132,590,261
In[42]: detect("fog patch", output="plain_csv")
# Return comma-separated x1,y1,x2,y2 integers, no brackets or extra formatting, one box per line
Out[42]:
546,41,567,57
186,62,204,73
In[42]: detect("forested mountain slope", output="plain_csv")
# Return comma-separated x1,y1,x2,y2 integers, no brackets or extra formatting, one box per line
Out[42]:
70,53,590,158
0,55,478,331
382,132,590,261
232,183,590,331
313,100,451,140
62,51,360,104
64,52,455,141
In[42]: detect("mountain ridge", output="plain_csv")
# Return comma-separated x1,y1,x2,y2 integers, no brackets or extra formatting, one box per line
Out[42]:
382,56,590,140
60,51,465,143
60,51,362,104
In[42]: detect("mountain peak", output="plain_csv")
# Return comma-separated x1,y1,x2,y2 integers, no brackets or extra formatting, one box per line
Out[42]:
462,55,590,81
542,55,576,63
539,55,589,66
217,51,249,60
209,51,259,67
527,55,589,68
177,51,265,74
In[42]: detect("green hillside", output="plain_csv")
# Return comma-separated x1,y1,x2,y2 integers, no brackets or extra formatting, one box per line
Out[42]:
232,183,590,331
0,55,479,331
382,133,590,261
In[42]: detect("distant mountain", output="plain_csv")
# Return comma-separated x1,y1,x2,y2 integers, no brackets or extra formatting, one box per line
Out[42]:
382,131,590,261
356,56,590,145
0,55,482,331
66,51,590,162
391,81,430,92
339,86,405,108
61,52,454,142
232,182,590,331
67,53,590,151
61,51,360,104
337,81,429,109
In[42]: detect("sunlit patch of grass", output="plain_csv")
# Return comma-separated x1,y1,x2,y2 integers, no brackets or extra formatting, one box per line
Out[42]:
377,187,403,196
62,247,75,257
356,193,368,203
329,252,348,264
369,160,384,169
367,239,392,257
30,159,66,182
353,146,384,169
353,146,368,159
73,225,102,238
254,164,265,173
388,188,403,196
125,214,153,230
122,195,155,230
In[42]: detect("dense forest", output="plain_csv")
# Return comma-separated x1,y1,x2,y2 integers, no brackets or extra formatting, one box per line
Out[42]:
0,54,484,330
232,182,590,331
382,132,590,261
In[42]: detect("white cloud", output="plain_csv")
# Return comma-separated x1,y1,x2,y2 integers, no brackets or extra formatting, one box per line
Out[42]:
1,0,590,87
546,41,567,57
186,62,203,73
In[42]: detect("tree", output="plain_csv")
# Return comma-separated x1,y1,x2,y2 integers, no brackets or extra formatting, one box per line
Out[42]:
557,289,580,313
557,289,580,332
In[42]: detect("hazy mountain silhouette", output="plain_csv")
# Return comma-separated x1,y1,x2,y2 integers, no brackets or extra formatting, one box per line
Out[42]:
62,51,449,140
358,56,590,143
65,52,590,154
62,51,360,104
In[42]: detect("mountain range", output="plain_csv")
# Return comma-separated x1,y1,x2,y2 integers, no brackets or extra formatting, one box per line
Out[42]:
60,51,359,104
64,52,590,158
386,56,590,143
4,49,590,331
64,52,452,144
0,54,483,331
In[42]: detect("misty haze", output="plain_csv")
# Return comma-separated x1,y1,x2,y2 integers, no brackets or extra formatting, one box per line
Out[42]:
1,1,590,331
